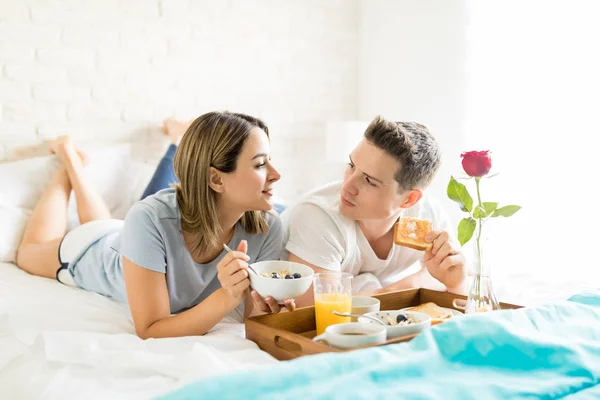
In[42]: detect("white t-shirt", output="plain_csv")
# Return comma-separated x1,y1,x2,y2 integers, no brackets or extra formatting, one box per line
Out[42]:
281,181,453,292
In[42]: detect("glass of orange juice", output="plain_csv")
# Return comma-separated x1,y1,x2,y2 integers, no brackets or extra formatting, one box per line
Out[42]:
314,272,353,335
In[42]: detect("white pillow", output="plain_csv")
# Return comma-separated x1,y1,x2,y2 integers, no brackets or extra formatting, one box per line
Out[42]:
0,143,158,263
0,205,31,263
0,155,62,210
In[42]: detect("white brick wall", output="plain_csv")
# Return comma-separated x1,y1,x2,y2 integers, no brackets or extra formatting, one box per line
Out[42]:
0,0,359,202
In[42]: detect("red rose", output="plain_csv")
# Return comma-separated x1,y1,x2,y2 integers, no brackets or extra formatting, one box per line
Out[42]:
461,150,492,177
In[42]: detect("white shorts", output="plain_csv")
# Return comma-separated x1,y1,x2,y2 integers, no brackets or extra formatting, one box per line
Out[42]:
56,219,124,286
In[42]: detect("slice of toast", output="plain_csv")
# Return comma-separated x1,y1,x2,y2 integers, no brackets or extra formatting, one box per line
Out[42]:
393,217,432,251
408,302,452,319
408,302,453,325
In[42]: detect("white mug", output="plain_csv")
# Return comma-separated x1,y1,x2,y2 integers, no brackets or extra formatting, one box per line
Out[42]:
312,322,387,349
351,296,381,322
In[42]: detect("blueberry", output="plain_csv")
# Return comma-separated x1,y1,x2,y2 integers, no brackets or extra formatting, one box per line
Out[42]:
285,274,293,279
292,273,301,279
396,314,408,323
271,272,279,279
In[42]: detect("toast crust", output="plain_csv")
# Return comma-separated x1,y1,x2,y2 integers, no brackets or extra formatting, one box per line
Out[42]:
393,218,432,251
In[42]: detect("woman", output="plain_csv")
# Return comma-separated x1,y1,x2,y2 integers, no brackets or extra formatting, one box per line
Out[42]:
16,111,294,339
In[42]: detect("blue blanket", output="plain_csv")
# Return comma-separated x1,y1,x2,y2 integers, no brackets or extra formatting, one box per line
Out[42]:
160,290,600,400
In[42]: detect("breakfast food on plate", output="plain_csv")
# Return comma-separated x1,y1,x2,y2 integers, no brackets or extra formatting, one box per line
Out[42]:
394,217,432,251
259,270,302,279
372,312,417,326
387,313,416,326
407,302,453,325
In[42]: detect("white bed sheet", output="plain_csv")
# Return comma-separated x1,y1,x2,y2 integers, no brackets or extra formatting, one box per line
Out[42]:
0,262,278,399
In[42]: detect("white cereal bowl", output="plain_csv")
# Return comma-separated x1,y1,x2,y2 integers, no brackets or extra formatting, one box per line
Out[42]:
248,260,314,304
359,310,431,339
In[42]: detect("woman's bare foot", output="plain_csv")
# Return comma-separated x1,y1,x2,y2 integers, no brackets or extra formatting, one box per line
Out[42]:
162,118,192,146
48,135,89,167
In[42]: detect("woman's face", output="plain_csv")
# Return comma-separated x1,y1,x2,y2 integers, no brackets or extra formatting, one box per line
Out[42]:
221,128,281,212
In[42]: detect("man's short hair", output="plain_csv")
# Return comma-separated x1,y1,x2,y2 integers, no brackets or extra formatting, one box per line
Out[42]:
364,116,441,191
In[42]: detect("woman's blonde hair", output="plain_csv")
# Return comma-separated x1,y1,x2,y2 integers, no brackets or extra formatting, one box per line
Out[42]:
173,111,270,256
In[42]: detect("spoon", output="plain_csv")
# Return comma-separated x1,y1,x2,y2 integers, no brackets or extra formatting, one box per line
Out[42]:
332,310,387,326
222,243,258,275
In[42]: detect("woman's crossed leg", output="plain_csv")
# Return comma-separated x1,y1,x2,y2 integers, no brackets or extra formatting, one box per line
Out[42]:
16,136,111,279
16,120,190,280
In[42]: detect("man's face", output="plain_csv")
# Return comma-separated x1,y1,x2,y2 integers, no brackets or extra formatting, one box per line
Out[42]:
339,139,414,221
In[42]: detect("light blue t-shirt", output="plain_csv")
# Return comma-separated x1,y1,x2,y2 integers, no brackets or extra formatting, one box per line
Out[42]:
69,188,283,314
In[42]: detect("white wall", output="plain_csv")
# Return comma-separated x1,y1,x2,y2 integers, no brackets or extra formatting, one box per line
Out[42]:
2,0,596,294
357,0,469,225
357,0,599,288
0,0,359,201
462,0,600,283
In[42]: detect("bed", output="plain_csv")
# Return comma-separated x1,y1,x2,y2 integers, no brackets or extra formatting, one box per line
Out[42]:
1,143,596,399
2,258,596,399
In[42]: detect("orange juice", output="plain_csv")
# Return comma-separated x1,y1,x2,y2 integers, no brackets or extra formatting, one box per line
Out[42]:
315,293,352,335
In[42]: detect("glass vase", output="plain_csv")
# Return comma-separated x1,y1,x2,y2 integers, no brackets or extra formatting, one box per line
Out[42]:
465,229,501,313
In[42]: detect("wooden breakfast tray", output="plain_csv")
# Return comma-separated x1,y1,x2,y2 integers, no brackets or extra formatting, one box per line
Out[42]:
245,288,522,360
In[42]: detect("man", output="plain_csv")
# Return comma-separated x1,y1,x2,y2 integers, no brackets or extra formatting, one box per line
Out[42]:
281,116,467,307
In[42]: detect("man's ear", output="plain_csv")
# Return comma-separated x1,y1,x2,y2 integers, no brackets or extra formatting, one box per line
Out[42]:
400,189,423,209
208,166,225,193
